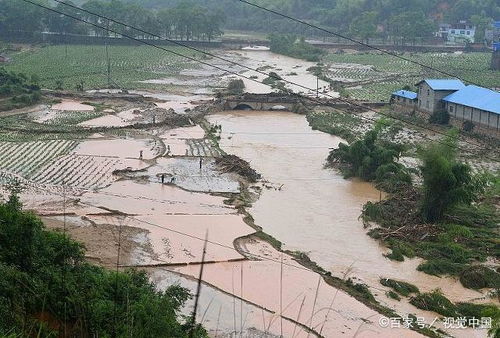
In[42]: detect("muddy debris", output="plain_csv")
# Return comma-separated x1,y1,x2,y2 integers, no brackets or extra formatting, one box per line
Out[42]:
215,155,261,183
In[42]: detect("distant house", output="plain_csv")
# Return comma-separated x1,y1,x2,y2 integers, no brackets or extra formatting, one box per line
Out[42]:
416,79,466,113
436,24,451,39
391,90,418,108
485,21,500,44
0,55,8,63
447,21,476,43
443,85,500,130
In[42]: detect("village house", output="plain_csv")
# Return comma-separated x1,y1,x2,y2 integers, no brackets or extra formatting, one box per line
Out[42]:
0,55,8,63
443,85,500,131
390,90,418,108
446,21,476,44
416,79,465,113
393,79,500,133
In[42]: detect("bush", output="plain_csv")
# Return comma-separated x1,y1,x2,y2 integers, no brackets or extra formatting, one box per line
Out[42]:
386,290,401,300
346,278,375,302
409,290,458,317
463,120,475,132
269,34,326,62
380,278,419,296
227,79,245,95
0,68,41,110
416,259,464,276
459,266,500,289
328,127,411,191
428,110,450,125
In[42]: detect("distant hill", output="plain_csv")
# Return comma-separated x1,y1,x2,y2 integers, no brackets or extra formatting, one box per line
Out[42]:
120,0,500,33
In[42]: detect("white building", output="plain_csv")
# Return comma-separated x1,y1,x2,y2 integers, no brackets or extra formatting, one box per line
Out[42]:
446,21,476,44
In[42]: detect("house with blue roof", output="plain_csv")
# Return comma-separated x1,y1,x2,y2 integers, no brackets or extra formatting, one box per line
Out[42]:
393,79,500,132
390,90,418,108
416,79,466,114
443,86,500,130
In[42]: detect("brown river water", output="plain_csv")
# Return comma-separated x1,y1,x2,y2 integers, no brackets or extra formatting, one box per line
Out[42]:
204,110,487,338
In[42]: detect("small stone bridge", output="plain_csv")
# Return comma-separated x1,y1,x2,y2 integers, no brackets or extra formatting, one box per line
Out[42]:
223,94,302,111
222,93,387,112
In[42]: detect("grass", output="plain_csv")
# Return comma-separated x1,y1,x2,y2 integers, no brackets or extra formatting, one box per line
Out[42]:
380,278,419,297
459,266,500,289
324,52,500,101
307,110,366,143
346,278,375,302
411,290,500,330
410,290,460,317
5,45,201,90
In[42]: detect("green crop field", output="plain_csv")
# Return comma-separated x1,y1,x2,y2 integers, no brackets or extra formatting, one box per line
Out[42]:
325,52,500,101
4,45,203,91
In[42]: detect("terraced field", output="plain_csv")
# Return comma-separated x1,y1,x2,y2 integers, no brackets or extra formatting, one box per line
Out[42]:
326,52,500,101
5,45,202,90
186,139,223,157
0,140,77,177
31,154,122,189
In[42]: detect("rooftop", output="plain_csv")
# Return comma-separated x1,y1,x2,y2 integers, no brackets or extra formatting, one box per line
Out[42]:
392,90,417,100
442,85,500,115
417,79,466,91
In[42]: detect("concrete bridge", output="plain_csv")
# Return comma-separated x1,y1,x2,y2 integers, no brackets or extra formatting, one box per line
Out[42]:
223,94,302,111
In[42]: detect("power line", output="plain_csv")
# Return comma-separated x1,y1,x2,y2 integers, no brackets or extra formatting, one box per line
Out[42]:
234,0,486,88
44,0,498,158
20,0,499,161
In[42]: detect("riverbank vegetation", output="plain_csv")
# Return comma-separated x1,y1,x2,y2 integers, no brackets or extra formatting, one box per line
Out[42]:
0,68,41,111
0,194,207,337
269,34,326,62
327,123,413,192
359,131,500,290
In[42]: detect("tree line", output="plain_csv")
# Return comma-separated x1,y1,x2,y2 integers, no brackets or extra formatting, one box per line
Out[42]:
0,0,225,42
120,0,500,43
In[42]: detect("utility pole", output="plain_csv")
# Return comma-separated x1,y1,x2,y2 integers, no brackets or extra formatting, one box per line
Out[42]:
105,41,111,88
316,75,319,98
190,231,208,338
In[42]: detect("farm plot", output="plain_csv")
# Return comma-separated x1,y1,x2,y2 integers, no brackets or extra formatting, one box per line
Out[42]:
5,45,202,90
186,139,222,157
33,110,105,125
31,154,122,189
0,140,77,177
325,52,500,101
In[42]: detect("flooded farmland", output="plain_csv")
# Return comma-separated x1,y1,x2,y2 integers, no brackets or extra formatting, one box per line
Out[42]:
1,47,497,338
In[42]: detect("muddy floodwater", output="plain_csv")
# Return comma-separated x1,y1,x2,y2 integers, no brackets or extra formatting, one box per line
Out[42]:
208,110,488,337
4,48,495,338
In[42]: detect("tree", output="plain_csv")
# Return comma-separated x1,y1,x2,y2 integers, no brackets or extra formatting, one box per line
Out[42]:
418,131,480,222
328,126,411,192
227,79,245,95
350,11,378,43
470,14,492,43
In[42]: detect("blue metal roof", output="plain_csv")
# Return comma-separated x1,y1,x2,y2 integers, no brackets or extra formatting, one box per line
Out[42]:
418,79,466,91
494,21,500,29
442,85,500,115
392,90,417,100
494,42,500,52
